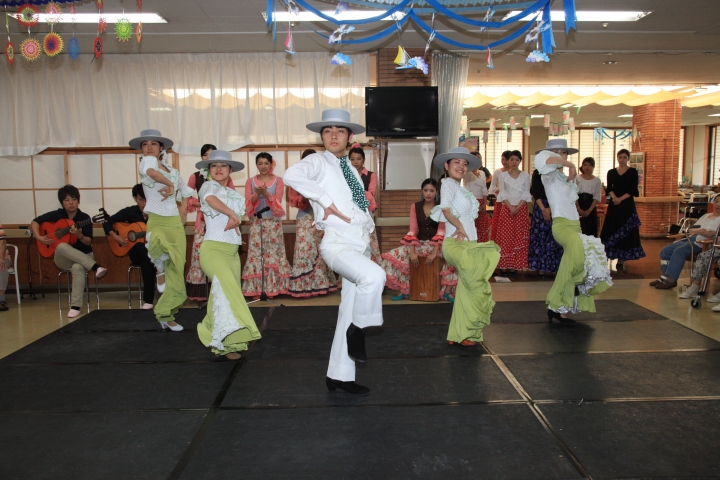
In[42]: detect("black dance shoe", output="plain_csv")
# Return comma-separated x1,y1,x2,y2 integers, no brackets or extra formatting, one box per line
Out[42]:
547,309,576,325
346,323,367,363
326,377,370,395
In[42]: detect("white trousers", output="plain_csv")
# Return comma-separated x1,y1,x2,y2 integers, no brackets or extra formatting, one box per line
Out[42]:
321,223,385,381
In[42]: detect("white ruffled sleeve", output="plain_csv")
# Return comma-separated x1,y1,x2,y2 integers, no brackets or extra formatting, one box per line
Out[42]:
176,175,195,200
138,155,159,187
430,178,460,222
200,180,245,219
534,151,564,175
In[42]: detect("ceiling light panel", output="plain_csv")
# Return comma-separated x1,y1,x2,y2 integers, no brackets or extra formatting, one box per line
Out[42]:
508,11,651,22
9,13,167,23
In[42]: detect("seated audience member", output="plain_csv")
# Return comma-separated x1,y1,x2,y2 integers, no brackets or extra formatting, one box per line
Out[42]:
651,195,720,289
31,185,107,318
103,184,156,309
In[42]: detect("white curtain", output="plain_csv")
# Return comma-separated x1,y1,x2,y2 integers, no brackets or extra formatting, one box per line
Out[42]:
431,53,469,159
0,52,370,156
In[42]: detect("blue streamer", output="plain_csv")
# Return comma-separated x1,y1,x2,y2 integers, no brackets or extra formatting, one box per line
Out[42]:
266,0,273,28
540,3,555,55
309,13,410,44
342,0,536,14
564,0,577,33
292,0,413,25
423,0,549,28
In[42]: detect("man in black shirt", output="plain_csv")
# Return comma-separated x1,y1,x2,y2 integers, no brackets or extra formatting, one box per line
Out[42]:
31,185,107,318
103,184,156,309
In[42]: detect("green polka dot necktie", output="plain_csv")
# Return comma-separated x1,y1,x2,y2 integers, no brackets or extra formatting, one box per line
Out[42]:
338,155,370,212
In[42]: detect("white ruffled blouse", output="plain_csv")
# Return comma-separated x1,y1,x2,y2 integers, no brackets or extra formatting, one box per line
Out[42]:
199,179,245,245
139,153,194,217
430,178,480,241
534,151,580,221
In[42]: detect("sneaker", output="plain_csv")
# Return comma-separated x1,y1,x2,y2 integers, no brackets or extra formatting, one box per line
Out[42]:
679,285,699,299
708,292,720,303
141,303,154,310
95,267,108,279
67,308,81,318
711,303,720,312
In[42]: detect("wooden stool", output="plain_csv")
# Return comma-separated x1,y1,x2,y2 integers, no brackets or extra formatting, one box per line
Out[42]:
409,257,442,302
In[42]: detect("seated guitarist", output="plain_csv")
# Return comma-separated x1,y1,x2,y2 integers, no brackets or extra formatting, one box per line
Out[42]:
103,184,156,309
31,185,108,318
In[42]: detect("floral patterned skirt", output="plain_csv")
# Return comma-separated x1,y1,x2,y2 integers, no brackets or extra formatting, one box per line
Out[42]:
241,217,291,297
185,230,208,301
288,215,338,298
370,229,382,264
475,198,491,243
379,240,457,299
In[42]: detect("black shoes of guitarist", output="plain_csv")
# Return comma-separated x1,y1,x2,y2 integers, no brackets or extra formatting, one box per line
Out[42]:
346,323,367,363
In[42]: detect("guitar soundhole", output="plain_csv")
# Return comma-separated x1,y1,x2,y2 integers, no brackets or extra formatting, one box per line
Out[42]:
128,232,136,242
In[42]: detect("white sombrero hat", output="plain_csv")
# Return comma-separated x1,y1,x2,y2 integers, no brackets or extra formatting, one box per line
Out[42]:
306,109,365,134
129,129,174,151
195,150,245,172
432,147,481,171
535,138,579,155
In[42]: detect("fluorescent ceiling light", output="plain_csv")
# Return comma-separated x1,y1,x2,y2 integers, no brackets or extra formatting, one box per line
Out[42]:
530,115,546,118
9,13,167,23
582,122,600,125
268,10,404,22
709,114,720,117
618,114,634,118
507,11,651,22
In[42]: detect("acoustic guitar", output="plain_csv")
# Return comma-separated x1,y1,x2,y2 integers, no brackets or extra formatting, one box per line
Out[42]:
108,222,147,257
37,213,106,258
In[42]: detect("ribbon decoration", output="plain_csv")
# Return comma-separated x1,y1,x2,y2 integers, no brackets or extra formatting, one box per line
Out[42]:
594,128,633,142
540,2,555,55
564,0,577,33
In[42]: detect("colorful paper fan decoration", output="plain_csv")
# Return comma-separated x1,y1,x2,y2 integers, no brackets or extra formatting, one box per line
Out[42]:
16,4,39,28
5,41,15,64
330,52,351,65
93,36,102,59
45,2,63,24
95,0,104,9
135,22,142,43
43,32,63,56
68,36,80,60
115,18,133,42
20,37,41,61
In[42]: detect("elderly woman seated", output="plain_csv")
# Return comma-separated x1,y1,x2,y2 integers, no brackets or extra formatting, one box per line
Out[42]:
678,248,720,310
651,196,720,290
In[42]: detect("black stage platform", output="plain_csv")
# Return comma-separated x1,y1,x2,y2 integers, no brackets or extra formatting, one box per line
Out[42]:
2,300,720,479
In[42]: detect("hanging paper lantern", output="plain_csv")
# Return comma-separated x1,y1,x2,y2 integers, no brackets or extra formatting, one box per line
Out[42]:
136,0,143,12
20,37,41,61
5,41,15,64
95,0,104,9
45,2,63,24
98,16,107,33
16,4,39,28
115,18,133,42
93,36,102,59
135,22,142,43
43,32,63,56
68,36,80,60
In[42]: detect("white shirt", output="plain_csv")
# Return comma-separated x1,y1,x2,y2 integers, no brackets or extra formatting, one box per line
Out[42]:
692,213,720,244
283,150,375,234
576,176,603,202
200,179,245,245
464,171,488,199
430,178,479,241
139,154,194,217
495,170,532,205
488,168,504,195
534,151,579,221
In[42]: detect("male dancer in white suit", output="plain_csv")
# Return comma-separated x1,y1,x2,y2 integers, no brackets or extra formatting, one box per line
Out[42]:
284,109,385,395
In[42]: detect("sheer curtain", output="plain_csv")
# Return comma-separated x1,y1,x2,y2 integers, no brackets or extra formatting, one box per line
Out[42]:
0,52,370,156
431,53,469,166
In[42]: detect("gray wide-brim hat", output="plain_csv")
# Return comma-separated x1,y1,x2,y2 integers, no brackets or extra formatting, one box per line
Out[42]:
129,129,174,151
432,147,481,171
195,150,245,172
306,108,365,134
535,138,579,155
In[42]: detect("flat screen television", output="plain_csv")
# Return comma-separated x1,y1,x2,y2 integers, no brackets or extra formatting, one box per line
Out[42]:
365,86,439,137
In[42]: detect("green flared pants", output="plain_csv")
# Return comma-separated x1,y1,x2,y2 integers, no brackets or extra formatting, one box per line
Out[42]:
147,213,187,323
547,218,611,313
442,237,501,343
197,240,262,355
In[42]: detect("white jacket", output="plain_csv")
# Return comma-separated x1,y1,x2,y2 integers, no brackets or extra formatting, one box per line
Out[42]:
283,150,375,234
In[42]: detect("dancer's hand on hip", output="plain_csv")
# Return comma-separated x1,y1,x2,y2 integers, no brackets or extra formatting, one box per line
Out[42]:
323,204,351,223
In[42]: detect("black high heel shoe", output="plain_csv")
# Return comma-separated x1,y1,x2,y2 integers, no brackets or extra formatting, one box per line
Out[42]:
547,309,576,325
326,377,370,395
